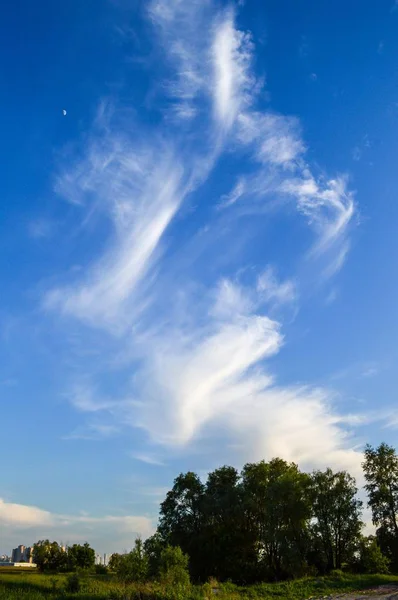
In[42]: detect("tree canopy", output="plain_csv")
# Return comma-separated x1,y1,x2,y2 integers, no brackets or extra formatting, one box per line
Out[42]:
31,443,398,584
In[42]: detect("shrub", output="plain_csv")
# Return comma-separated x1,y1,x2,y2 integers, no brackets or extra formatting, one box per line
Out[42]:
115,539,149,583
357,536,390,574
95,564,108,575
159,546,191,599
330,569,344,578
159,546,190,584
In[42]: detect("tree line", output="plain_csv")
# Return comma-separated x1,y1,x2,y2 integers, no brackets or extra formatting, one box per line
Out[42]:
32,541,95,572
31,442,398,586
140,443,398,583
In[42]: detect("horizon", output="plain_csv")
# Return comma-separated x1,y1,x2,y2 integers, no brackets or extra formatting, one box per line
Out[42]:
2,0,398,555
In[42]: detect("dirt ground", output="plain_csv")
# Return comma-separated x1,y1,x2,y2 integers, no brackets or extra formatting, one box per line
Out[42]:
314,585,398,599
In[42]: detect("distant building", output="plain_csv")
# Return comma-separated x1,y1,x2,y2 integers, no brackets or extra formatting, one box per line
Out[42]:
24,547,34,563
94,553,109,566
11,545,24,562
10,545,34,564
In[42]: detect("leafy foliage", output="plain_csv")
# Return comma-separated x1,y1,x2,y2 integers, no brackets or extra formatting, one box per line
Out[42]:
159,545,190,585
309,469,363,571
32,541,67,573
158,458,363,582
29,442,398,587
144,532,167,578
356,535,390,574
363,443,398,569
112,538,149,583
67,543,95,571
242,459,311,581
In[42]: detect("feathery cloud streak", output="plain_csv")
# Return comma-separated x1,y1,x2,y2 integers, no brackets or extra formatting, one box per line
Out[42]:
45,0,360,472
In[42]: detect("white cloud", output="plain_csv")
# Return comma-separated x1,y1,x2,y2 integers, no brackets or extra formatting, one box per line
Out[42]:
149,2,256,129
148,0,211,119
137,310,282,446
45,128,188,332
28,219,55,240
218,177,246,208
127,307,363,475
227,386,363,475
43,1,361,481
211,11,254,129
362,365,380,378
64,422,120,441
237,112,305,166
325,288,338,305
352,146,362,161
74,280,360,474
0,498,54,528
257,266,297,306
281,175,355,264
0,497,154,553
211,279,254,319
130,453,165,466
67,385,120,413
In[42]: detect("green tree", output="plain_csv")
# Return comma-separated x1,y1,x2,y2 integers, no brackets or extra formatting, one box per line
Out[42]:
144,532,167,578
159,545,190,588
309,469,363,572
158,472,204,579
67,543,95,570
108,552,124,572
363,443,398,568
201,466,251,582
242,459,311,581
32,540,67,572
356,535,390,574
114,538,149,583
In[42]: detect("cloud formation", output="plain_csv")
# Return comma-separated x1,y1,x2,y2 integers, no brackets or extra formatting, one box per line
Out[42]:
0,498,154,553
44,0,360,476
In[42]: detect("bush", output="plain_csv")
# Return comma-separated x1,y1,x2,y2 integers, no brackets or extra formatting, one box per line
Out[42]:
357,536,390,574
330,569,344,578
115,539,149,583
158,546,191,599
159,546,190,586
65,572,81,593
95,564,108,575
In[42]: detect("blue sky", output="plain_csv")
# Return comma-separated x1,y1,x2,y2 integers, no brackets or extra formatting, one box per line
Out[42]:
1,0,398,555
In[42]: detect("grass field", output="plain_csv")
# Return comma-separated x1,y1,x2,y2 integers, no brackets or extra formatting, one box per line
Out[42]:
1,570,398,599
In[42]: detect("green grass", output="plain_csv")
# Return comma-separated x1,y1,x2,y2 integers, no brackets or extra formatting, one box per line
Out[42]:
1,570,398,599
235,573,398,598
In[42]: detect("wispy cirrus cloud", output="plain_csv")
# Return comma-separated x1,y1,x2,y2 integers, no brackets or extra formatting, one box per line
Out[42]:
211,9,255,129
130,453,165,466
282,174,355,268
45,131,188,331
44,0,361,475
28,218,56,240
148,0,211,120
